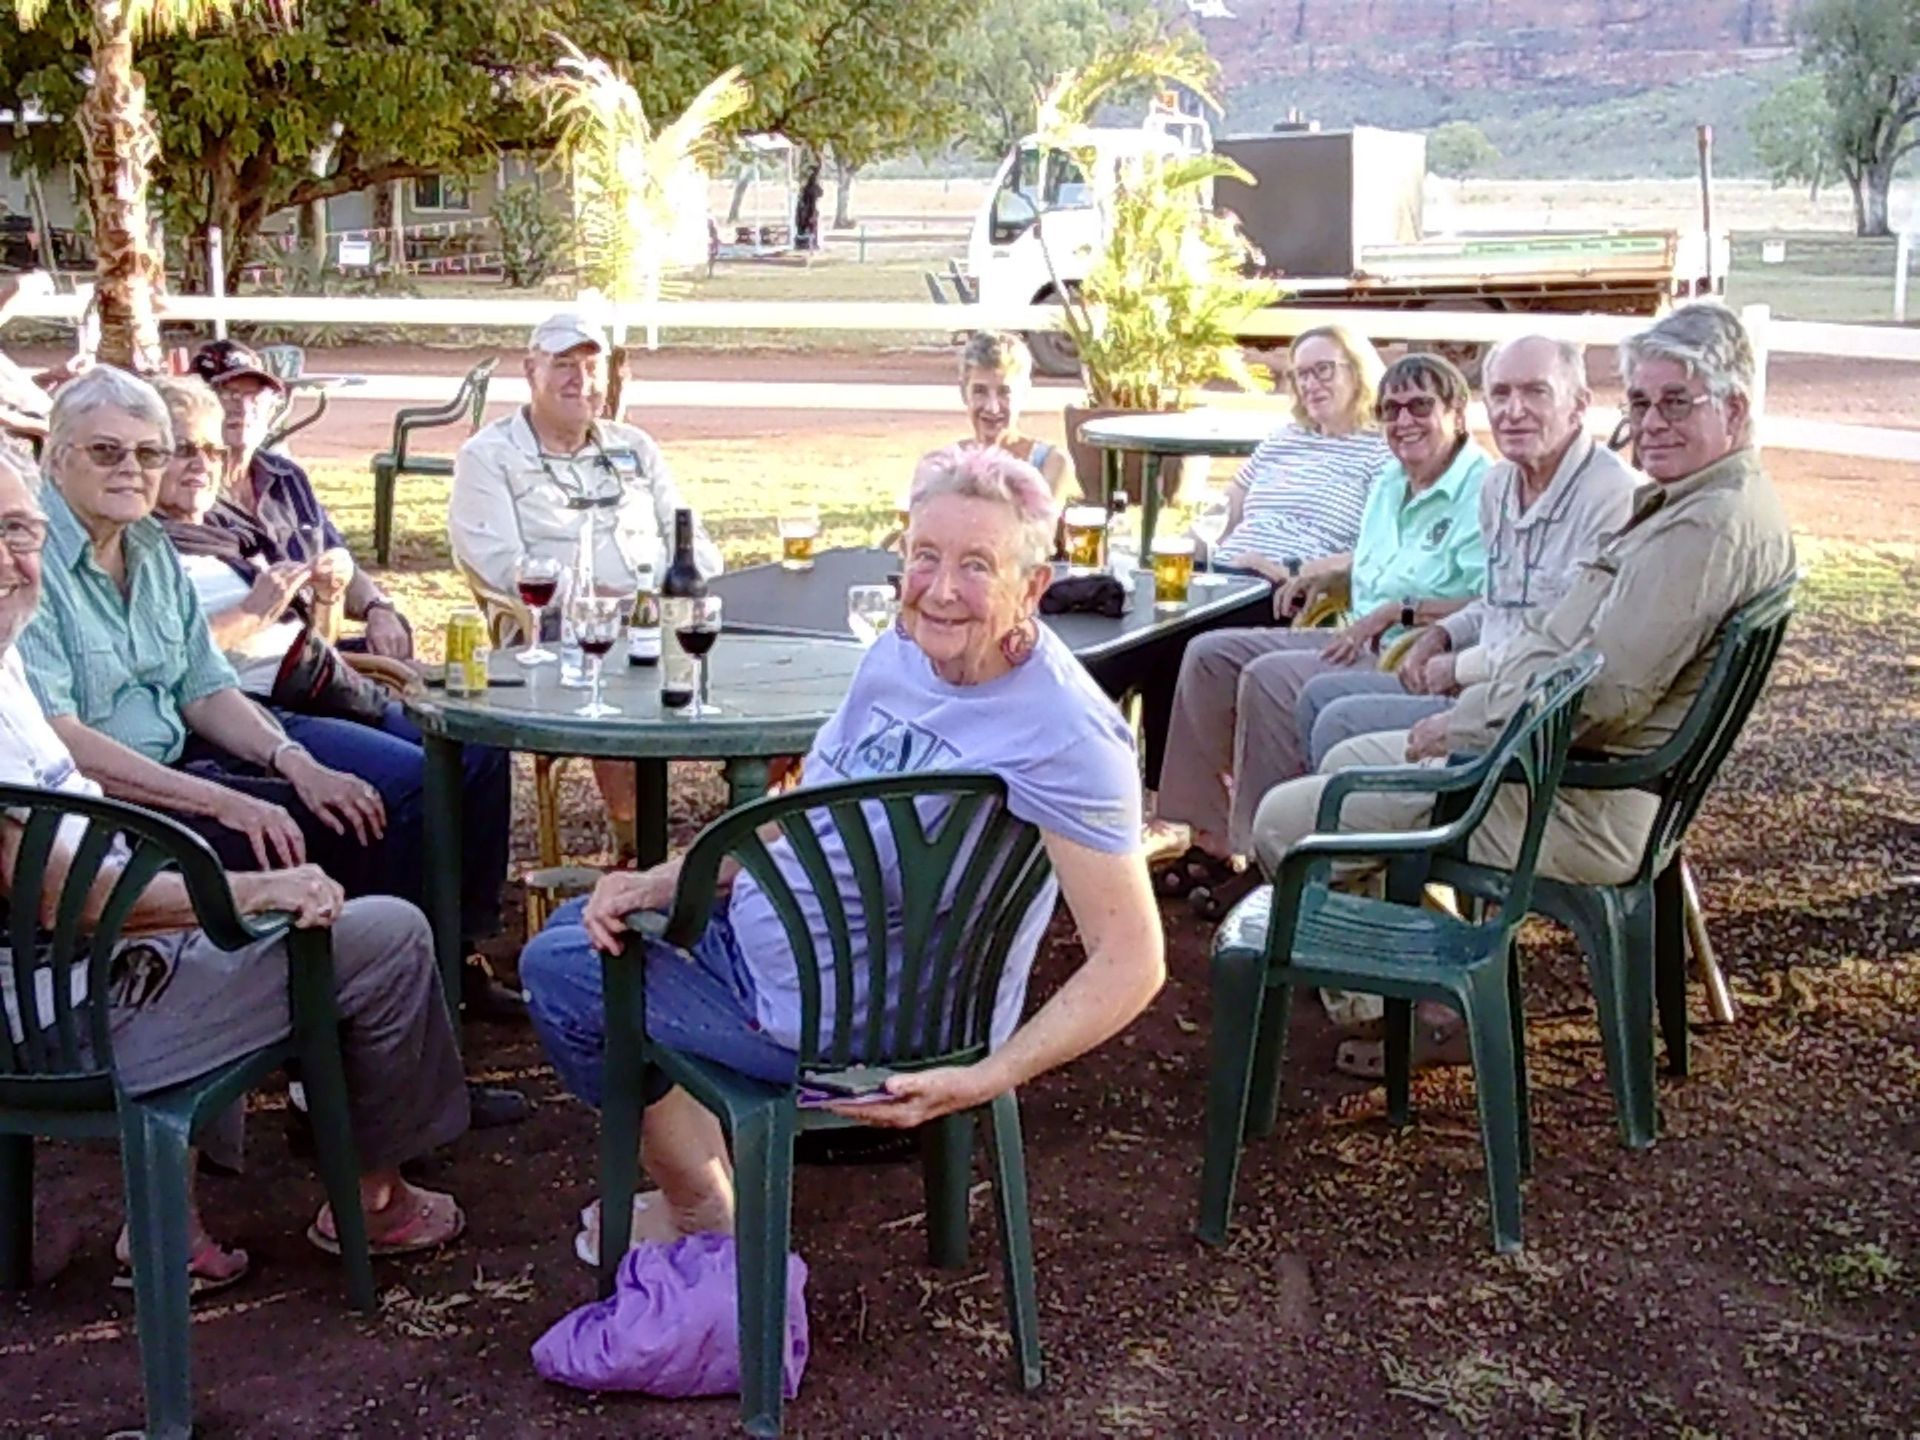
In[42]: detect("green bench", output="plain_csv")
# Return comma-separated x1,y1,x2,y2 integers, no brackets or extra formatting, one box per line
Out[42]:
369,356,497,565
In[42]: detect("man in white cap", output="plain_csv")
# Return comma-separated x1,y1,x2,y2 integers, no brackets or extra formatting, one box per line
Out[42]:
449,310,721,598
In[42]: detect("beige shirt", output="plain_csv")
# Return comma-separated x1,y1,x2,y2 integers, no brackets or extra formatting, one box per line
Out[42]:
1447,447,1795,757
448,410,722,596
1440,436,1641,687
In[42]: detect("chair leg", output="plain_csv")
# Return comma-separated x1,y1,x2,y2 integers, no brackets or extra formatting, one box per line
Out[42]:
1679,857,1736,1025
118,1108,198,1440
299,1040,376,1313
732,1105,798,1438
1197,949,1268,1246
920,1112,974,1270
534,756,563,871
372,462,395,567
1563,886,1659,1150
1506,944,1534,1178
1242,983,1292,1141
1654,861,1691,1078
986,1093,1043,1393
1382,997,1415,1128
1459,976,1525,1255
0,1134,31,1290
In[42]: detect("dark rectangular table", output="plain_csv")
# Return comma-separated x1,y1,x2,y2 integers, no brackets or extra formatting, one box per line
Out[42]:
712,547,1273,783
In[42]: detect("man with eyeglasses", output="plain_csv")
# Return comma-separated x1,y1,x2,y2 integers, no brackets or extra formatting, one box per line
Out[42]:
1296,335,1640,777
1250,304,1795,1076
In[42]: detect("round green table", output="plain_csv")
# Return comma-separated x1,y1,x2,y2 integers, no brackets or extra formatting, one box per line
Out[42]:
1076,408,1280,556
404,632,867,1018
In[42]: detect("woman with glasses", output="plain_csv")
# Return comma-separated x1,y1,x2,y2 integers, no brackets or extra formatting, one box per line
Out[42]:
1156,353,1490,915
1203,325,1389,578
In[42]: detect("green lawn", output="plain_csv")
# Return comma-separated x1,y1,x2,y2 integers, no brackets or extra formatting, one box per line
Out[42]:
1727,232,1917,325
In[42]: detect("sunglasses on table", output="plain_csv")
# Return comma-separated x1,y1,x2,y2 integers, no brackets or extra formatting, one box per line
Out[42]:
1375,395,1442,422
76,439,171,472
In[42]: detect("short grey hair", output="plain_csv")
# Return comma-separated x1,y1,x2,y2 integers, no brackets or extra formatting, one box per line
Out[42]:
908,443,1057,570
958,331,1034,386
151,375,225,440
1618,302,1754,401
1483,334,1588,398
45,365,174,471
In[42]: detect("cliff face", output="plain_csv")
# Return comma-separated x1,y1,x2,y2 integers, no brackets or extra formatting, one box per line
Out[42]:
1198,0,1806,90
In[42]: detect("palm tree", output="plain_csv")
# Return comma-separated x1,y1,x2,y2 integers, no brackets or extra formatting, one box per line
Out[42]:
12,1,276,371
538,40,751,327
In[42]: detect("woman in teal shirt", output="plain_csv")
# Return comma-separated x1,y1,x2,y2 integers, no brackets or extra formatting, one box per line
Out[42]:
1157,354,1489,912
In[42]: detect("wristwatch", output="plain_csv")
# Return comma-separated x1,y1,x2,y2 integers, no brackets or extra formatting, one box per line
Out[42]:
1400,598,1417,630
1283,556,1301,579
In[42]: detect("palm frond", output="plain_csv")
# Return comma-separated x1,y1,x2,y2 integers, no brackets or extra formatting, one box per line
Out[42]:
1036,33,1219,137
14,0,260,36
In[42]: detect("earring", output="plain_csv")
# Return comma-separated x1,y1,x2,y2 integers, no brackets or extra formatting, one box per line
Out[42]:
999,617,1038,667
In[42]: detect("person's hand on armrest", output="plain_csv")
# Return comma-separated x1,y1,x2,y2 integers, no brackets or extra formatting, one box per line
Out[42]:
839,834,1165,1128
232,864,346,928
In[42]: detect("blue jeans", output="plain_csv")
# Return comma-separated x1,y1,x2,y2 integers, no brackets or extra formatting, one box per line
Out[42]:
274,701,510,942
1295,671,1450,771
520,895,798,1109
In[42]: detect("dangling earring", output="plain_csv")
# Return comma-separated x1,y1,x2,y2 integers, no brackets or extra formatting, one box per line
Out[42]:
999,616,1037,667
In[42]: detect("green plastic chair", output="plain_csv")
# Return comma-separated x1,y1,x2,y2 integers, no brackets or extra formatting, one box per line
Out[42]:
597,773,1054,1436
1198,650,1602,1254
0,784,376,1440
1430,576,1797,1150
369,355,497,564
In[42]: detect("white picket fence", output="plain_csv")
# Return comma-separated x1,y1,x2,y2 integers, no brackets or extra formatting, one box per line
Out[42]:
5,294,1916,462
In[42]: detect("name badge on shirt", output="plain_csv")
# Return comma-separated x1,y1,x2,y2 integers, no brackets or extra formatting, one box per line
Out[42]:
604,448,642,479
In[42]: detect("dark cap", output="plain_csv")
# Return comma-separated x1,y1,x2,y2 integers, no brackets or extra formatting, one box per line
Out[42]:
190,339,287,395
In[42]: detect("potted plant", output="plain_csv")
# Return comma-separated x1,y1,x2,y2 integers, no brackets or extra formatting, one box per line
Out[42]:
1031,43,1281,503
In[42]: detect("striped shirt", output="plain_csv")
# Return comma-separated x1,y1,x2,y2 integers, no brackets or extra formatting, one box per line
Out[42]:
18,489,239,765
1224,423,1389,568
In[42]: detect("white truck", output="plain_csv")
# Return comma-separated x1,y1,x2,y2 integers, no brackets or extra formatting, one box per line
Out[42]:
954,115,1728,377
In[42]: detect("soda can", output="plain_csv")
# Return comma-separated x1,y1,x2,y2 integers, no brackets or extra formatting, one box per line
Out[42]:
444,608,489,696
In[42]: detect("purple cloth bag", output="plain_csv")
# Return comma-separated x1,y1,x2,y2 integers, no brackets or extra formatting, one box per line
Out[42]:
532,1232,809,1399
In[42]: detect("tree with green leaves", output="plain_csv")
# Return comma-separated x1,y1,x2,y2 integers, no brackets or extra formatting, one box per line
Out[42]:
1427,120,1500,179
9,0,286,370
1749,73,1840,202
1795,0,1920,236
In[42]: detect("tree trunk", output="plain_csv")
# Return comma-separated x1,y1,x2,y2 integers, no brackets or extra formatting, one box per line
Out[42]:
79,8,165,373
1858,155,1894,238
833,161,856,230
725,170,751,225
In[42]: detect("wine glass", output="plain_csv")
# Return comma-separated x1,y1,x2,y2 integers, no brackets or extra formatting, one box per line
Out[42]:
1189,487,1233,589
676,595,723,717
514,554,563,665
567,593,627,717
847,583,897,646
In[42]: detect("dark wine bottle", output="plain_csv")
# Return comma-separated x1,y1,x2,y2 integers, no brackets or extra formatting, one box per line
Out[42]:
659,509,705,709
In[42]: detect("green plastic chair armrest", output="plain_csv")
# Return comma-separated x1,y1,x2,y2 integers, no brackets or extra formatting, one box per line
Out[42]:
1314,750,1499,831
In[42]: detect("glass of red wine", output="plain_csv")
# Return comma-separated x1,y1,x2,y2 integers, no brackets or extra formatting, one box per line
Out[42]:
514,554,563,666
676,595,723,718
567,593,628,718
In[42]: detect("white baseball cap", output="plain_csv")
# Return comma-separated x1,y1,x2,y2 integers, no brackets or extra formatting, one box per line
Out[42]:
528,311,609,356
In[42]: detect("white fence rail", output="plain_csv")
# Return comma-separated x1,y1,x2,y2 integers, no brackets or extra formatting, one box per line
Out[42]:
5,294,1915,461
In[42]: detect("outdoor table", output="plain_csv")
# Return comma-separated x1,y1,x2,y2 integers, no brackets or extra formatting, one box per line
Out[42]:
1077,408,1281,557
712,546,1272,780
404,632,867,1018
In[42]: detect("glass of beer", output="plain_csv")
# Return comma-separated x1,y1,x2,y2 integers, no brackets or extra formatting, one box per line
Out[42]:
1062,504,1109,575
1150,534,1196,609
778,506,820,571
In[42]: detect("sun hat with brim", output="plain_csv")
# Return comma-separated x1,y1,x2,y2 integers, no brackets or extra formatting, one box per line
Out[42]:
190,339,287,395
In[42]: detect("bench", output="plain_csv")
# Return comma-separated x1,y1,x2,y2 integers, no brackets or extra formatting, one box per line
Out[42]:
368,356,497,564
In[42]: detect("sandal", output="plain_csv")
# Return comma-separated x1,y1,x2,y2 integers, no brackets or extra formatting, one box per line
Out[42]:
307,1185,465,1258
1188,864,1262,922
573,1192,680,1268
1156,845,1239,901
112,1234,250,1300
1334,1021,1473,1080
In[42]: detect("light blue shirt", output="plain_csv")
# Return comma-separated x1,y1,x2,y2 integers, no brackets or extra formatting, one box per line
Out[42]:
18,489,239,764
1349,440,1492,630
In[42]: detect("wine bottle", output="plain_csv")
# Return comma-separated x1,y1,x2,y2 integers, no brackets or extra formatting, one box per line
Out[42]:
627,561,661,666
660,509,704,709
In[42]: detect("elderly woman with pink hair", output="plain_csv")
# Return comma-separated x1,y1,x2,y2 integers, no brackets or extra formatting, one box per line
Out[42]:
520,444,1165,1252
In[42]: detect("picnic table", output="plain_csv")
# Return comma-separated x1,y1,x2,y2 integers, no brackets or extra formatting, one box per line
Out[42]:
1077,408,1281,556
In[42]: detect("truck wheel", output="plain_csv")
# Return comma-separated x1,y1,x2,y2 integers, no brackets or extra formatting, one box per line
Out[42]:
1027,325,1081,379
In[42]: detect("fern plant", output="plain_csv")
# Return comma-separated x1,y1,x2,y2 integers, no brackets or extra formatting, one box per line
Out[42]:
1034,38,1280,411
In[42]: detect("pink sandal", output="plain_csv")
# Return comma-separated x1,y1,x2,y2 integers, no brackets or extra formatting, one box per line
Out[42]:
112,1234,251,1299
307,1186,465,1258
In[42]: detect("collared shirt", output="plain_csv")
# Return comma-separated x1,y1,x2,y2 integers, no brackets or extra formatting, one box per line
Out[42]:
1349,439,1492,628
220,450,387,620
1439,436,1641,687
17,488,238,764
1447,447,1796,755
448,410,723,596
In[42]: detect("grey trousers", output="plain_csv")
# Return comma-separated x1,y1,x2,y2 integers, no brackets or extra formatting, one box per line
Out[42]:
109,895,470,1172
1296,669,1451,769
1157,628,1367,854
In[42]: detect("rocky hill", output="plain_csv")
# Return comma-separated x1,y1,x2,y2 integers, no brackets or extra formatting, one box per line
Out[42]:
1195,0,1805,91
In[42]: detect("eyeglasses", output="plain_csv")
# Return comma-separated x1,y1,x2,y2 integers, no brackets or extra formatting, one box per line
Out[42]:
173,441,229,464
77,439,171,472
1376,395,1440,422
1625,391,1714,427
1291,359,1349,387
0,515,48,555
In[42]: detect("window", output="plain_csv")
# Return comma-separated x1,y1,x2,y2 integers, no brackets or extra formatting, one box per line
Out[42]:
988,148,1044,246
412,175,472,213
1043,152,1090,210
